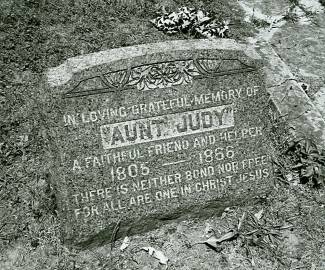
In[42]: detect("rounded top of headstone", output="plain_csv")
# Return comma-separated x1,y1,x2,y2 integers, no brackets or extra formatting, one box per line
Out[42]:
47,39,261,87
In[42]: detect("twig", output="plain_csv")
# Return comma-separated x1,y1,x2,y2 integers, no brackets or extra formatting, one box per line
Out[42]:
243,229,259,236
110,218,122,252
286,215,299,221
277,224,294,230
294,265,308,269
237,212,246,231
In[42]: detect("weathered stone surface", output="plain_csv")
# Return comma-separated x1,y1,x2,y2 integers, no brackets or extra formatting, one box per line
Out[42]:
258,45,325,148
237,0,325,147
45,39,275,248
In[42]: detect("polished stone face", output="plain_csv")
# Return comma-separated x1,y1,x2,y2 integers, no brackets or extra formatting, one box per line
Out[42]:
46,40,275,248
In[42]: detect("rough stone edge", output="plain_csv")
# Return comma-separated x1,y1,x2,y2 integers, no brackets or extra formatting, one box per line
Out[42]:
313,87,325,119
47,39,261,87
258,45,325,148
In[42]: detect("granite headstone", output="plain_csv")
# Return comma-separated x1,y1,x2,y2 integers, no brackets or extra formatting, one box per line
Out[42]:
46,39,275,248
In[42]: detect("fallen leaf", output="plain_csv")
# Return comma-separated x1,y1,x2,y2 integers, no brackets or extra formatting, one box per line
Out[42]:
204,230,238,247
204,236,218,246
250,256,256,267
237,212,246,231
215,230,238,243
254,209,264,221
203,222,214,237
201,230,238,252
120,236,130,251
142,247,169,265
151,7,228,38
221,207,231,219
196,10,210,23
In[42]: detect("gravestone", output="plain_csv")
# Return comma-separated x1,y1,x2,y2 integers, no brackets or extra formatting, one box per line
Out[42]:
46,39,275,248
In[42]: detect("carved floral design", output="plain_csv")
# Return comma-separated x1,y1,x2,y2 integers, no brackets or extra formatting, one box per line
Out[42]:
64,59,256,98
129,60,200,90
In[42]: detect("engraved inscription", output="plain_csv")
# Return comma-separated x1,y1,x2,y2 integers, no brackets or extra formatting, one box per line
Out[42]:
100,105,234,150
54,53,273,246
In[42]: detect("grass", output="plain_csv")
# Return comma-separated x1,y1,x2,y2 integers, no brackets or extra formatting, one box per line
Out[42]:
0,0,251,254
1,0,325,269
